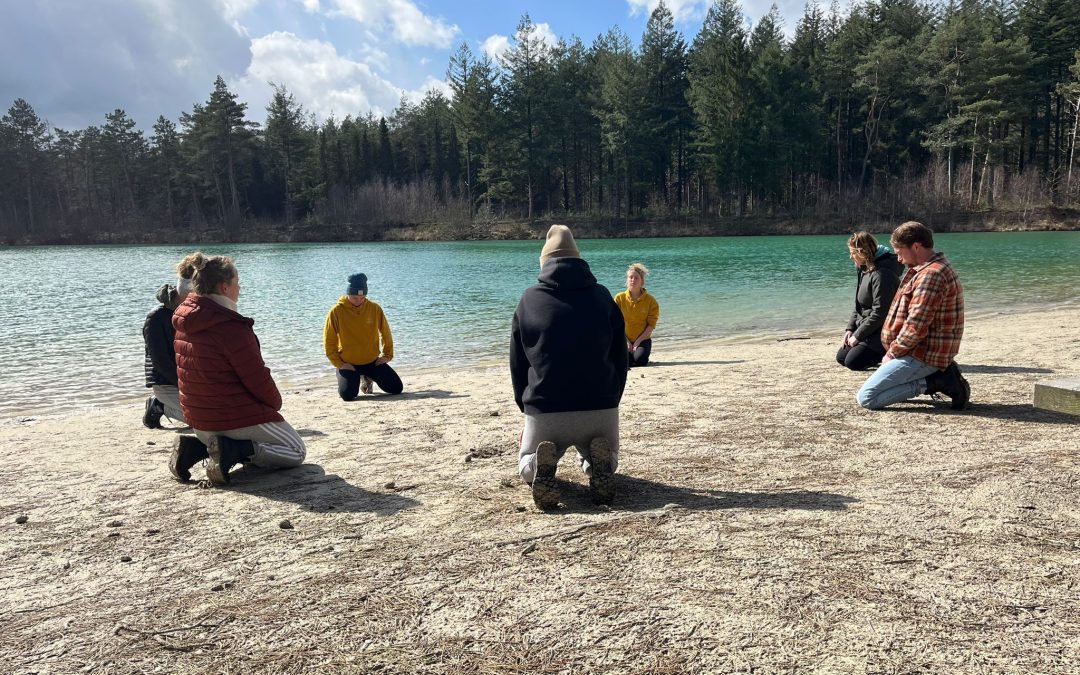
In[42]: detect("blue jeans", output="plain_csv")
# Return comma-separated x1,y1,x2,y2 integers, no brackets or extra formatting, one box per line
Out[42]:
856,355,938,410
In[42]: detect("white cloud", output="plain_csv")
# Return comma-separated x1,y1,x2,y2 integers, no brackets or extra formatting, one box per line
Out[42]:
237,31,423,121
321,0,459,48
480,34,510,61
626,0,709,23
532,22,559,50
216,0,261,21
481,22,559,63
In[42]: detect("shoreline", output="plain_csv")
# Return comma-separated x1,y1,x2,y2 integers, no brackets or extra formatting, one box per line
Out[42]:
4,297,1078,421
3,210,1079,247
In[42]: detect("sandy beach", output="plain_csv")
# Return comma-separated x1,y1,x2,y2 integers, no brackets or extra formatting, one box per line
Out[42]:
2,306,1078,673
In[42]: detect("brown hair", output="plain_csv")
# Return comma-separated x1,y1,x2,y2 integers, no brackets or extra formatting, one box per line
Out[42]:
176,251,236,296
847,232,879,272
891,221,934,250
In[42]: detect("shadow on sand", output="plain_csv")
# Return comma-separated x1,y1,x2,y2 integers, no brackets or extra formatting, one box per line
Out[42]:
227,463,420,515
347,389,467,402
644,360,745,367
549,474,859,514
884,399,1075,423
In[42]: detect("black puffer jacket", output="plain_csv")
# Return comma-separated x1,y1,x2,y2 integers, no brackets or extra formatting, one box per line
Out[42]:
845,246,904,352
143,284,179,387
510,257,628,414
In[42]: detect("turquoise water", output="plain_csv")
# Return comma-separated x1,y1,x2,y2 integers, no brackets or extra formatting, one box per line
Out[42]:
0,231,1077,416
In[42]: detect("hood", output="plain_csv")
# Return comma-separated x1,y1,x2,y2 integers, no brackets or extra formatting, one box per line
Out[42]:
537,257,597,291
873,245,904,275
335,295,370,314
155,283,180,309
173,294,251,336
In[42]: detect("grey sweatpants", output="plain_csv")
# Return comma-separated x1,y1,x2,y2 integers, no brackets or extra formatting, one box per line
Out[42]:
152,384,187,425
193,421,307,469
518,407,619,484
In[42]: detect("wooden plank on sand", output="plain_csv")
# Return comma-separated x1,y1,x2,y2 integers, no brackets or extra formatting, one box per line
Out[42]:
1034,377,1080,416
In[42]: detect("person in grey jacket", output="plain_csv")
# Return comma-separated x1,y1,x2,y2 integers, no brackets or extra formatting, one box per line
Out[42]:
836,232,904,370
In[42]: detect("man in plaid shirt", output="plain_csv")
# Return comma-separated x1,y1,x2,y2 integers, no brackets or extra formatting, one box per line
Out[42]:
857,222,970,410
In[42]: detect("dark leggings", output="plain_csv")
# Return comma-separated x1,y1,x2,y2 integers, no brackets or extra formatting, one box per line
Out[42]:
629,339,652,367
336,360,404,400
836,343,884,371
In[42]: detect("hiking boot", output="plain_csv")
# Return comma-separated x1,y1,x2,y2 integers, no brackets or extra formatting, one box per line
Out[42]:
169,435,209,482
205,435,255,485
530,441,560,510
587,437,616,506
360,375,374,395
927,363,970,410
143,397,165,429
944,363,970,410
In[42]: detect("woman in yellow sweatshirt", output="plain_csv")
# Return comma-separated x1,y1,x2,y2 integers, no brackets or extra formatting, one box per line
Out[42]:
614,262,660,367
323,273,403,399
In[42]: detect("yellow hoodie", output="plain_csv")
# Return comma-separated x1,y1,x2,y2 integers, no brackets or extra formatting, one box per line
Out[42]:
614,289,659,341
323,296,394,368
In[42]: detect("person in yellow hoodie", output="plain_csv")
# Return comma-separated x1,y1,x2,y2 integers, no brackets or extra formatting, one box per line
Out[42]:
324,273,403,399
614,262,660,367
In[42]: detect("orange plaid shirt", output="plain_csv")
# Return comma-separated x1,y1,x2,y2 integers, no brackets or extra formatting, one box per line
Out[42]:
880,253,964,370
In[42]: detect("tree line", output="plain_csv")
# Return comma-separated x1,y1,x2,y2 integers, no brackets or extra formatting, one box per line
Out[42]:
2,0,1080,244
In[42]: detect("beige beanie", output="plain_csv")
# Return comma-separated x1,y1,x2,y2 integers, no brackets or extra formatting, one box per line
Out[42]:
539,224,581,267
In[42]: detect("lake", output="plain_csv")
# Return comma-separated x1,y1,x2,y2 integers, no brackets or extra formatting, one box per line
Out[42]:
1,231,1077,416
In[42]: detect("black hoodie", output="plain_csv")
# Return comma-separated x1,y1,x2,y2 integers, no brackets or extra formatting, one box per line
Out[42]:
846,246,905,351
510,257,628,414
143,283,180,387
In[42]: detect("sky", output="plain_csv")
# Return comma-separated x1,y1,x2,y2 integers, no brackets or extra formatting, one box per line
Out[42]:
0,0,832,132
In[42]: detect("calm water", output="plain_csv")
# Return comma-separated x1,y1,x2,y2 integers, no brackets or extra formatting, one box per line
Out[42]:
1,231,1077,416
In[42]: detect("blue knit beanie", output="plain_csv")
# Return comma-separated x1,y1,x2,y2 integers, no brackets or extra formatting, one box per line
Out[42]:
347,273,368,296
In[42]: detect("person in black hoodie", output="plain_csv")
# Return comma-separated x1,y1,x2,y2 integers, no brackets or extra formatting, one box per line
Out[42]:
511,225,628,509
836,231,904,370
142,283,188,428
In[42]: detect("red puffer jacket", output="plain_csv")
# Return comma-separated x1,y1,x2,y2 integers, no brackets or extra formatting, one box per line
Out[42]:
173,296,284,431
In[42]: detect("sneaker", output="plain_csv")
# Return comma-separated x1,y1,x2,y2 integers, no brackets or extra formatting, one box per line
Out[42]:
143,397,165,429
169,435,209,482
360,376,374,395
587,437,616,506
530,441,560,510
205,436,254,485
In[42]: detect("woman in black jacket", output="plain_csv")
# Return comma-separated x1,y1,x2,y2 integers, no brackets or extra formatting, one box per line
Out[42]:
142,283,187,428
836,232,904,371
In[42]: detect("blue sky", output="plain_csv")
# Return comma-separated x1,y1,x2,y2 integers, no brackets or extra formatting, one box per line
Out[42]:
0,0,838,132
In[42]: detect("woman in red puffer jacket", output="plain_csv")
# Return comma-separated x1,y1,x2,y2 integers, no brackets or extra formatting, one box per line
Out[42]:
170,252,306,485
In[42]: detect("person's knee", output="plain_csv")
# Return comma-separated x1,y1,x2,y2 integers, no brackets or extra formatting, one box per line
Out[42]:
856,387,881,410
384,381,404,395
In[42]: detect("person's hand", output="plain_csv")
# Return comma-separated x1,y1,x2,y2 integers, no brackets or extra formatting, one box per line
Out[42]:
845,333,859,347
841,330,853,347
627,341,634,353
882,353,894,364
340,363,355,371
375,356,389,366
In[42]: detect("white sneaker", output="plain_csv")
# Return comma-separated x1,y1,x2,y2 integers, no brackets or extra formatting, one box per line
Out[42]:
360,376,374,395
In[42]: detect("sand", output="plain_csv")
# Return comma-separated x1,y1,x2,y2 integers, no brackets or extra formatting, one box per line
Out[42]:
1,306,1078,673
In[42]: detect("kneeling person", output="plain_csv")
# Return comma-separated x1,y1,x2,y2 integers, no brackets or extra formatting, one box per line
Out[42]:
324,272,403,400
856,222,969,410
511,225,628,509
142,283,187,429
171,252,306,484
